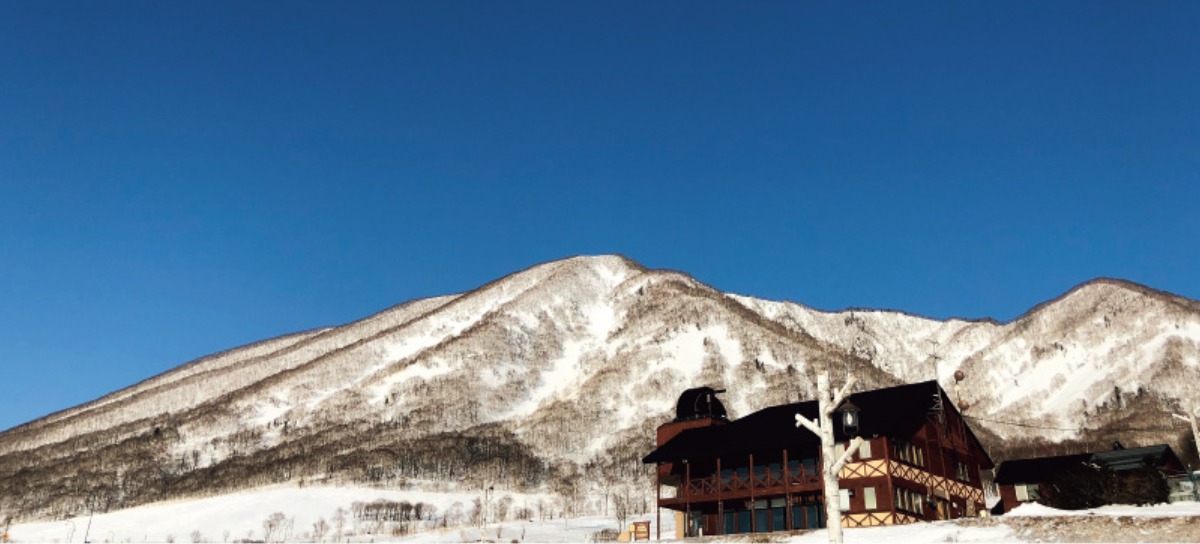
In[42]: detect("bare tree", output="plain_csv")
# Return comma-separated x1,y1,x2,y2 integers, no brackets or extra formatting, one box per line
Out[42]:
262,512,286,543
332,507,346,539
496,495,514,523
312,517,329,542
613,488,632,531
794,369,865,544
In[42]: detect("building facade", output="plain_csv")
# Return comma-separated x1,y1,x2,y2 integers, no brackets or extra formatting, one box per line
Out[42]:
642,381,994,537
994,444,1190,513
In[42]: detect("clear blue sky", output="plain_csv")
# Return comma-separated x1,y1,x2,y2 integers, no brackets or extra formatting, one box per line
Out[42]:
2,2,1197,431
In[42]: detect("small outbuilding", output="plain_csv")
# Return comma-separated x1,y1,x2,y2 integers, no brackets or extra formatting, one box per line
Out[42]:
994,443,1189,513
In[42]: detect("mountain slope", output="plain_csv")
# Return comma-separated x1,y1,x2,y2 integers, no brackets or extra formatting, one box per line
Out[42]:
2,256,1198,522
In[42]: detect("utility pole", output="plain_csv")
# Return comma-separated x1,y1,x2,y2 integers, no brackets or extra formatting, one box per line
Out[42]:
795,369,864,544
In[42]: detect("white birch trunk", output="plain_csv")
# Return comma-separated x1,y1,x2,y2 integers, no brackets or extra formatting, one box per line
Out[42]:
796,370,864,544
1190,404,1200,470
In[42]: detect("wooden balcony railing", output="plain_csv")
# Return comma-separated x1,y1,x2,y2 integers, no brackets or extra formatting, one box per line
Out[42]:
677,465,822,502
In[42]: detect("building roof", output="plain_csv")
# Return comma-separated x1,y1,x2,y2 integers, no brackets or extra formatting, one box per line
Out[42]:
642,380,993,466
995,444,1185,484
1093,444,1182,472
993,453,1094,485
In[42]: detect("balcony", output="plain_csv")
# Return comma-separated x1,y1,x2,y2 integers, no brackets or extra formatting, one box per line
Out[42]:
662,464,823,507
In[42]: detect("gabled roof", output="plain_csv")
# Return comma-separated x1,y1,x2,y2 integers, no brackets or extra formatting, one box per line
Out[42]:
643,380,993,466
995,444,1184,484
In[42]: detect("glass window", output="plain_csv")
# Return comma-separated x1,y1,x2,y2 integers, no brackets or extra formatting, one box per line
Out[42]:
725,511,737,534
895,440,926,467
1015,484,1029,502
859,440,872,459
808,504,825,528
738,509,752,533
791,505,804,530
839,488,850,511
864,486,877,510
755,509,769,532
772,507,785,531
895,486,925,515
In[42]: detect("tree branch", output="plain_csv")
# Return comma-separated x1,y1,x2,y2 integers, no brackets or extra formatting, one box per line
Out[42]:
795,413,821,436
831,437,865,474
829,375,857,412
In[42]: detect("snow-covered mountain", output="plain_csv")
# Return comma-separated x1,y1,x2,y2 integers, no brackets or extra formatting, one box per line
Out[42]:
2,255,1197,522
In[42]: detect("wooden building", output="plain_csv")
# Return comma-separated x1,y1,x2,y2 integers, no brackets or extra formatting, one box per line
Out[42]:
642,381,994,537
994,444,1188,513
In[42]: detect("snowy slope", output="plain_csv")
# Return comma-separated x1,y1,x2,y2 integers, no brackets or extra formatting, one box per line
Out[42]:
7,487,1198,543
2,256,1199,524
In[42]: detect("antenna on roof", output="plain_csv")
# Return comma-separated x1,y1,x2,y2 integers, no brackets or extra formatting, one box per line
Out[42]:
926,340,945,427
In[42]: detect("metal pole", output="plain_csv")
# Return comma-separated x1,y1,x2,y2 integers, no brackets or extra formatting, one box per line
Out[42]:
82,506,94,544
655,466,661,541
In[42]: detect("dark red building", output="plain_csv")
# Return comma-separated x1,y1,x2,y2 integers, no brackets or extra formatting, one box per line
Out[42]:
642,381,994,537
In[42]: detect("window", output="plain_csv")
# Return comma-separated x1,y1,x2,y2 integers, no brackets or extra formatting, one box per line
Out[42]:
955,461,970,482
755,509,769,532
894,487,925,515
839,489,850,511
1015,483,1040,502
895,440,925,467
864,486,877,510
771,507,785,531
859,440,872,459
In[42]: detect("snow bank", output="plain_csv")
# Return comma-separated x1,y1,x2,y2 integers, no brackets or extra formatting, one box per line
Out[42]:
1006,500,1200,518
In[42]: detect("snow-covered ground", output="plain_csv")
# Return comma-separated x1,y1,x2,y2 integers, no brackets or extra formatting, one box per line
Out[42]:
6,485,632,544
8,486,1200,544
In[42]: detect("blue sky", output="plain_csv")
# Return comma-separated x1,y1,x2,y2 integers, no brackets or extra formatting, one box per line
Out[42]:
1,2,1197,431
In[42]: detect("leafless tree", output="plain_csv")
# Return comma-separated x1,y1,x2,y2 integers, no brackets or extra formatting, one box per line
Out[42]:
262,512,286,543
312,517,329,542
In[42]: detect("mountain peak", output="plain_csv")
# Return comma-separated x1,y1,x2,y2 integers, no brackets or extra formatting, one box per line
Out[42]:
1017,277,1200,323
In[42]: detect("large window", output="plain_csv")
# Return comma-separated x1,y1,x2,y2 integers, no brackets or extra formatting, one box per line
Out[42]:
722,500,789,534
791,502,825,529
838,489,850,511
894,486,925,515
895,440,925,467
859,440,872,459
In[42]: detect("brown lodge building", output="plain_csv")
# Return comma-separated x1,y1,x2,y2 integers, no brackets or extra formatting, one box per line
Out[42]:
642,381,994,537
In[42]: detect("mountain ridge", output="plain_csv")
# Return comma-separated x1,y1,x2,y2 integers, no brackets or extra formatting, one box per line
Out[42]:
2,254,1197,522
